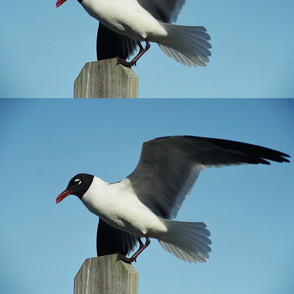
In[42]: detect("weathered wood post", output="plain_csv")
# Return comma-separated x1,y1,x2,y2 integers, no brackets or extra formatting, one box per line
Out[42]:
74,58,138,98
74,254,138,294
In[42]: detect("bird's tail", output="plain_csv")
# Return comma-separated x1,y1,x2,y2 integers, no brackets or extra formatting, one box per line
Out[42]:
158,219,211,263
158,23,211,67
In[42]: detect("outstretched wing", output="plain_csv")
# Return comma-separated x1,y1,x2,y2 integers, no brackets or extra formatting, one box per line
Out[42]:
127,135,290,219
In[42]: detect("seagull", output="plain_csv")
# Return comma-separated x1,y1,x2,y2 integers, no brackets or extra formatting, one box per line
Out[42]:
56,0,211,67
56,136,290,263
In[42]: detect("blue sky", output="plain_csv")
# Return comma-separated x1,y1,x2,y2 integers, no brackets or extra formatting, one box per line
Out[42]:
1,98,293,294
2,1,294,98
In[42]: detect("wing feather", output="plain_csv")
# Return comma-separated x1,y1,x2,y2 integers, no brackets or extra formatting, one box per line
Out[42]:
127,136,290,219
138,0,186,22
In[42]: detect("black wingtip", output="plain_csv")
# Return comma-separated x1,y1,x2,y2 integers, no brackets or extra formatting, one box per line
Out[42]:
259,151,291,165
148,135,291,165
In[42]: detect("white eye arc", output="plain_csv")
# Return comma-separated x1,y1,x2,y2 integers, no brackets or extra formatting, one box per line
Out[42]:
74,179,82,185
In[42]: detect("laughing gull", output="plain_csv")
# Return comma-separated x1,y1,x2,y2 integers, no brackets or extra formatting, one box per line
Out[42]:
56,135,290,263
56,0,211,67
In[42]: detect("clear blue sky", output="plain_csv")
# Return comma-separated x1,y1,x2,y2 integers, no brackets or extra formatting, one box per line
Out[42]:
1,99,293,294
1,1,294,98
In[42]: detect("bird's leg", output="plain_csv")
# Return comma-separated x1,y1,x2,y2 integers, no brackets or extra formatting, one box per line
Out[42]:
116,41,151,67
116,236,150,263
130,41,151,65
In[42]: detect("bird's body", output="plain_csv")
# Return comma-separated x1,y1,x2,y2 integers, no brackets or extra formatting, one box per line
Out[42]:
82,177,168,238
56,136,290,263
70,174,211,263
56,0,211,67
81,0,168,42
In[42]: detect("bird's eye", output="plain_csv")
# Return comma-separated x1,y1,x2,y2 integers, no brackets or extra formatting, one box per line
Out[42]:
74,179,82,185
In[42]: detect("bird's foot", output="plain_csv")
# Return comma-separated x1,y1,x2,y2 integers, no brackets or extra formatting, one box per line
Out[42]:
116,252,136,263
116,41,151,68
116,57,136,68
116,236,150,264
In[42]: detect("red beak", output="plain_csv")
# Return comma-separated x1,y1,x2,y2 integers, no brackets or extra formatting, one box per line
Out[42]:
56,0,67,8
56,189,73,204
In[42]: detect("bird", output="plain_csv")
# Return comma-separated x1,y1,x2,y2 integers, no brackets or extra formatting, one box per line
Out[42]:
56,135,290,263
55,0,211,67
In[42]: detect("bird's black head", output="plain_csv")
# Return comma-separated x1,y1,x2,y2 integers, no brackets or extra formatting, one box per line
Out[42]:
56,173,94,203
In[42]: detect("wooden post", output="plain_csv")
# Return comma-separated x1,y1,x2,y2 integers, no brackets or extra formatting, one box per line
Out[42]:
74,59,138,98
74,254,138,294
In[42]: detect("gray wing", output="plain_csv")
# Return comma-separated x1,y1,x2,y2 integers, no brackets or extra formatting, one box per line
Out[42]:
127,135,290,219
138,0,186,22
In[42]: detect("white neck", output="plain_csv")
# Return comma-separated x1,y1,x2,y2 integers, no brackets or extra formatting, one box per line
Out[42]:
80,176,110,216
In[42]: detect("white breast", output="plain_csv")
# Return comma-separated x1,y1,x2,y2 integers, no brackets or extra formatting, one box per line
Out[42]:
81,177,168,237
80,0,168,41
